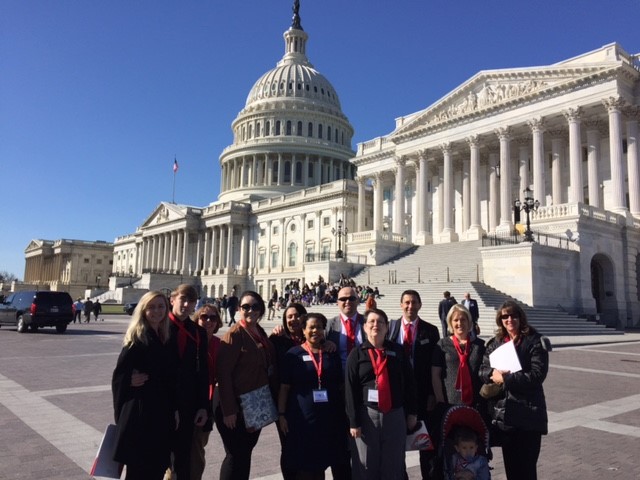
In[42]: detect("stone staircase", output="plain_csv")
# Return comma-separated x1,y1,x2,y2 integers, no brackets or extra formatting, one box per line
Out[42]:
302,241,621,338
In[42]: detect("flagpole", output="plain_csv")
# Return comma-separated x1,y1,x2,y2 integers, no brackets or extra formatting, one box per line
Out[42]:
172,156,178,204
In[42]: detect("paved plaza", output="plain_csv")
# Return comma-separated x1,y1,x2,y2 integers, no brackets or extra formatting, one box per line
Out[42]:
0,315,639,479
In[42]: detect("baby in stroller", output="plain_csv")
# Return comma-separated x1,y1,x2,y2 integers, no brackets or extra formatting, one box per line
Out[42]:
441,405,491,480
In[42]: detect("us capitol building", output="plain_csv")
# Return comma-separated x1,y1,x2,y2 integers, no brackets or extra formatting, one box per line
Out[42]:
110,4,640,328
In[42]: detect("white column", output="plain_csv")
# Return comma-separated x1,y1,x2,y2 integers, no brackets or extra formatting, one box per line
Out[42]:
564,107,584,203
626,108,640,216
517,137,530,202
417,150,429,235
304,155,310,187
226,226,234,272
603,96,627,213
356,176,366,232
181,229,188,275
466,136,483,239
373,172,383,231
441,144,454,236
488,151,499,233
162,233,169,272
528,117,546,206
393,157,406,234
277,154,284,186
461,152,470,232
585,122,602,208
240,225,249,274
495,127,513,231
219,226,226,271
550,131,565,205
266,156,273,186
210,227,218,272
202,228,209,274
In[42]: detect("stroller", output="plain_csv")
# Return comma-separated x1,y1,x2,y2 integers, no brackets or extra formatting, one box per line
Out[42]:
440,405,491,480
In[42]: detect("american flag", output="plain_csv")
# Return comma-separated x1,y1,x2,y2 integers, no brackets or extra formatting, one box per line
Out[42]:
173,158,179,173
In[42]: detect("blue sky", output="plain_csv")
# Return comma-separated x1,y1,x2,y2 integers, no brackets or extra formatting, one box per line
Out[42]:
2,0,638,279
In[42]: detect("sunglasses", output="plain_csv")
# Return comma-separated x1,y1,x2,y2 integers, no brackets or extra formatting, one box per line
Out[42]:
500,314,518,320
240,303,260,312
338,296,358,302
199,314,220,322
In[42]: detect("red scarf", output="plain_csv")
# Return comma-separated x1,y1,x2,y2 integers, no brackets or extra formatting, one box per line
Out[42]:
452,335,473,405
169,313,199,359
367,348,392,413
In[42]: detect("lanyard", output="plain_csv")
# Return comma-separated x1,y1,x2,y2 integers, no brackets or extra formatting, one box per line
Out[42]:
367,348,387,388
302,342,323,389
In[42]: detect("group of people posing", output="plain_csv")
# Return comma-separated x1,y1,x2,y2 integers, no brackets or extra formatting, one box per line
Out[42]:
111,283,549,480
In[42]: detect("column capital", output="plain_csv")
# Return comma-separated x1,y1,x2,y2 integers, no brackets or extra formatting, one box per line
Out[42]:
527,116,546,133
417,149,429,161
494,126,512,141
394,156,407,167
516,136,531,147
624,106,640,121
548,128,566,139
466,134,481,147
563,106,583,123
602,96,626,112
355,176,366,186
439,142,452,154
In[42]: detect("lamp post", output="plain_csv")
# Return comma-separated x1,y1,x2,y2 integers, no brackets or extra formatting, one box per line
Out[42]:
331,218,348,260
514,187,540,242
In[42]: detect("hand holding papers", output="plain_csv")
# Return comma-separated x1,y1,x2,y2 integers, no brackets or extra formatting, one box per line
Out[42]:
489,340,522,373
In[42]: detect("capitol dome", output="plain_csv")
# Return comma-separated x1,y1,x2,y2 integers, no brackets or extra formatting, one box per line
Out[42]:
218,4,355,203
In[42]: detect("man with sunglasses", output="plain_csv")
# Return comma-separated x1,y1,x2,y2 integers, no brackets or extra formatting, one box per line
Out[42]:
326,286,365,370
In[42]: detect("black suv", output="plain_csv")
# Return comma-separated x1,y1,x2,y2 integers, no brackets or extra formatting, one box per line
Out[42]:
0,291,74,333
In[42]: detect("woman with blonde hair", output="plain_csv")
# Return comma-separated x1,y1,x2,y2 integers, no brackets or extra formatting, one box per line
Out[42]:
112,291,178,479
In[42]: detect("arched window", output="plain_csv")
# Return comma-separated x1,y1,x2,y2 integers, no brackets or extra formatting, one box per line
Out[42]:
318,124,323,139
308,122,313,137
275,121,281,136
335,128,339,143
297,121,303,136
284,161,291,183
272,160,279,183
271,248,279,268
286,121,292,135
288,242,297,267
265,121,270,136
248,124,253,139
305,242,315,262
327,126,331,141
295,162,303,184
256,122,261,137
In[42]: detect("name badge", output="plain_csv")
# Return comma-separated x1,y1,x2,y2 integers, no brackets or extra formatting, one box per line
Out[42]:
386,350,396,357
420,338,430,345
313,389,329,403
302,355,312,362
368,388,379,403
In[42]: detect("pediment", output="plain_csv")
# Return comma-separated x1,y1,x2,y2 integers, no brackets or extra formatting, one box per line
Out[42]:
25,239,48,252
141,202,188,228
391,62,619,138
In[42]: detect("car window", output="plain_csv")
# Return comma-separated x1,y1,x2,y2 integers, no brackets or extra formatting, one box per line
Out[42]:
35,293,72,307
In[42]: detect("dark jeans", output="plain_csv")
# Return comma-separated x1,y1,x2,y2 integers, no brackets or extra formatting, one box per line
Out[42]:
215,407,261,480
172,408,196,479
125,462,166,480
501,429,542,480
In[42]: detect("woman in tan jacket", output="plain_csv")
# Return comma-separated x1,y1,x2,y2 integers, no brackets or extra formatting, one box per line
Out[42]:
215,290,277,480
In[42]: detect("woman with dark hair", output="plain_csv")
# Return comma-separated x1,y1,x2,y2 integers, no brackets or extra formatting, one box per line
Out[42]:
216,290,278,480
277,313,349,479
112,291,177,479
345,308,417,479
479,300,549,480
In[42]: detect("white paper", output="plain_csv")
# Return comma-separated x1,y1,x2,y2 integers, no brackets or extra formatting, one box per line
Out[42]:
489,341,522,373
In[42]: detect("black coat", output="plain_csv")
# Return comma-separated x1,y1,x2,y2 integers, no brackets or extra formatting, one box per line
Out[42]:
111,331,176,467
479,332,549,434
387,318,440,420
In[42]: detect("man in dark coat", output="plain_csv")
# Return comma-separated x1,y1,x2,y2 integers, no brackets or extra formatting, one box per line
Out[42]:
437,291,456,337
462,292,480,334
388,289,441,479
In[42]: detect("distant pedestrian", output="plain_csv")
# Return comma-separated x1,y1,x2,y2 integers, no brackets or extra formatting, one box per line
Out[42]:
73,298,84,324
93,300,102,321
438,291,456,337
84,298,93,323
226,291,239,326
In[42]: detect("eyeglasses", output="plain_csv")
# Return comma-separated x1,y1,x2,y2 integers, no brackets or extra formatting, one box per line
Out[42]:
500,314,518,320
240,303,260,313
199,314,219,322
338,296,358,302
